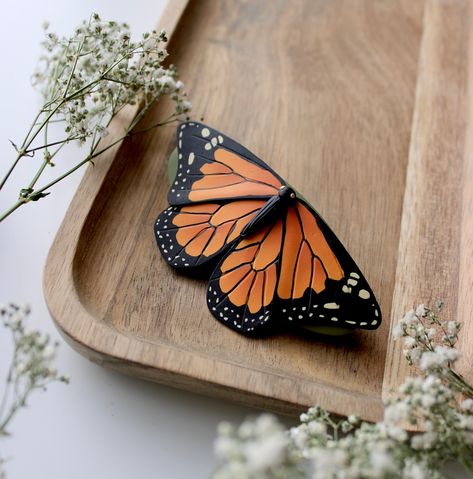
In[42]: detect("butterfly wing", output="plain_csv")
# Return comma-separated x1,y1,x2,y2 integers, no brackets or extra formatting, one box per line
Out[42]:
155,122,285,271
207,219,283,334
206,198,381,334
169,122,284,205
155,200,267,271
275,200,381,330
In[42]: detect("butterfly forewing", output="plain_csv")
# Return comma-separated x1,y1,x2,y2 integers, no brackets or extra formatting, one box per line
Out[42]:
169,122,285,206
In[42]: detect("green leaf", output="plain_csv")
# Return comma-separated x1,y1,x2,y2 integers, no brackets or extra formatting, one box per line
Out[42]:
301,325,353,336
19,188,33,198
29,192,51,202
167,147,178,187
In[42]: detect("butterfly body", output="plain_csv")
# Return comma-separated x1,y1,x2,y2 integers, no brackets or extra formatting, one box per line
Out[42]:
241,186,295,238
155,122,382,336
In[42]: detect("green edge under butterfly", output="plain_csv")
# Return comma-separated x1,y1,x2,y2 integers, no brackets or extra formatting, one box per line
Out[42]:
166,147,353,337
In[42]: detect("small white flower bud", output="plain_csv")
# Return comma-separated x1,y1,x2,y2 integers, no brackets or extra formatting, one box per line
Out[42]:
460,399,473,411
416,304,428,317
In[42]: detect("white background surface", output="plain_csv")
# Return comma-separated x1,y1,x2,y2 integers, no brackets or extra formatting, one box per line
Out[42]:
0,1,275,478
0,2,466,479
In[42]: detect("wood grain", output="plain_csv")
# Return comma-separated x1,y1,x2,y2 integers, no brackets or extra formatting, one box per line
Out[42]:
384,0,473,395
43,0,469,420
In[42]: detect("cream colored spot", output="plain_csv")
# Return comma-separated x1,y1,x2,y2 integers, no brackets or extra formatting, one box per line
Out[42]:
218,135,224,143
374,309,379,317
359,289,370,299
360,322,367,326
324,302,339,310
347,278,358,287
211,137,218,147
371,320,378,326
345,320,356,325
201,128,210,138
204,143,212,151
342,285,351,293
350,272,360,279
331,317,338,322
188,152,195,165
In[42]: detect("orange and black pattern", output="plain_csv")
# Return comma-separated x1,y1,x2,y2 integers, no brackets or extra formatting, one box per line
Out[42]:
155,200,266,269
155,122,381,335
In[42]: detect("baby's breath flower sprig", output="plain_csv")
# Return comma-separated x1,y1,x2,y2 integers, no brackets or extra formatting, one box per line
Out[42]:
0,13,191,222
212,303,473,479
393,302,473,399
0,303,69,437
213,414,305,479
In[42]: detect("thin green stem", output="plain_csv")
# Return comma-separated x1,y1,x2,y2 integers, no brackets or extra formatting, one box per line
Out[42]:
0,385,30,433
61,45,142,103
0,349,16,426
0,100,65,191
25,134,87,154
24,141,68,194
0,109,45,191
0,114,178,222
0,42,142,192
447,370,473,398
0,200,26,222
0,156,22,192
61,37,84,98
19,109,45,151
459,456,473,478
131,116,178,135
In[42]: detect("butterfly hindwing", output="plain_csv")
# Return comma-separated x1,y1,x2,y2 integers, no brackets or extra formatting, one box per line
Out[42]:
206,198,381,334
275,200,381,330
207,219,283,334
155,200,267,271
169,122,284,206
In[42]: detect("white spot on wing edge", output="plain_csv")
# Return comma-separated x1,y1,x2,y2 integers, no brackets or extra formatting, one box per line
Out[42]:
359,289,370,299
324,302,339,310
201,128,210,138
188,152,195,165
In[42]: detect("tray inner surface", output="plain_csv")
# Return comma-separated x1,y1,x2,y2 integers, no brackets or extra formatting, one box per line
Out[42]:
72,0,424,406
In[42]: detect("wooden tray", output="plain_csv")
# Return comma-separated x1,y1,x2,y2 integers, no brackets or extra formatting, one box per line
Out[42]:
44,0,473,421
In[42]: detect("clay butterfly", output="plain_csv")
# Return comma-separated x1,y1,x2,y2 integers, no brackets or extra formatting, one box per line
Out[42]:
154,122,381,336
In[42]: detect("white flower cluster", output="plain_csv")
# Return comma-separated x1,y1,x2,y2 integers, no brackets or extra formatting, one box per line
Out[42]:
393,303,461,375
33,14,190,145
0,303,69,435
0,303,68,478
213,414,303,478
212,304,473,479
1,13,192,220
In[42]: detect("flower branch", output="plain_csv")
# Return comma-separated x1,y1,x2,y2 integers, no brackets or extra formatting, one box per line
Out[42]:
0,13,191,222
213,304,473,479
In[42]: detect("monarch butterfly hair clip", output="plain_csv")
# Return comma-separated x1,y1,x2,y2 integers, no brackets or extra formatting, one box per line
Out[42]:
154,122,382,337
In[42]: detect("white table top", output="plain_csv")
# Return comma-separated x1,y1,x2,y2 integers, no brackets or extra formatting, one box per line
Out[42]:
0,1,260,477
